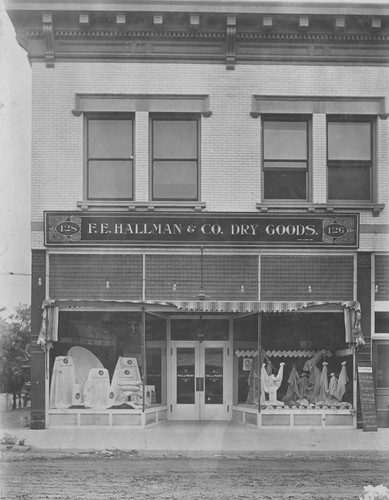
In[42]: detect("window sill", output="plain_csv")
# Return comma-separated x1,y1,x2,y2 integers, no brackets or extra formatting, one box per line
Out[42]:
256,202,385,217
77,201,207,212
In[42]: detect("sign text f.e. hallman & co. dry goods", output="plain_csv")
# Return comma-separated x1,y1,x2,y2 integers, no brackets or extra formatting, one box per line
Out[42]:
45,212,359,247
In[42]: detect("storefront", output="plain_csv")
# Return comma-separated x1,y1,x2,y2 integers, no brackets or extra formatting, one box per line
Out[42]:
35,211,365,428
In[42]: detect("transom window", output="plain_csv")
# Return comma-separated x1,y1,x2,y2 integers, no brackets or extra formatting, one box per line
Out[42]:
151,115,199,201
327,117,374,201
262,118,309,200
86,116,134,200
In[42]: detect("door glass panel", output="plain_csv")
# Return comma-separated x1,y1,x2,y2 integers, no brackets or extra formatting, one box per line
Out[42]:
146,348,162,404
177,348,195,404
204,348,223,405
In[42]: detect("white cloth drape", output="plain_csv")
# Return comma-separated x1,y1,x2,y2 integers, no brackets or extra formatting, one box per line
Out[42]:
49,356,76,409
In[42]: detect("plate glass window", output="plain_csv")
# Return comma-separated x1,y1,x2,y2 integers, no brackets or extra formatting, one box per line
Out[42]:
263,119,308,200
152,117,199,200
87,117,134,200
327,119,373,201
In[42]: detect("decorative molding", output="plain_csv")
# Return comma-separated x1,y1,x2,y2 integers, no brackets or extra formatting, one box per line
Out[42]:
226,24,236,70
7,10,389,66
256,202,385,217
76,200,207,212
357,253,372,267
251,95,387,117
72,93,212,117
32,249,46,265
42,13,55,67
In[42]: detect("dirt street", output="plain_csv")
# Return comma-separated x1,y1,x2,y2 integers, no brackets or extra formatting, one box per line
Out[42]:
1,450,388,500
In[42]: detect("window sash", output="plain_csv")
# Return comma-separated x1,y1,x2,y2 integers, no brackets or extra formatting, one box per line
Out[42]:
327,119,374,202
86,117,134,200
151,116,199,201
262,118,309,201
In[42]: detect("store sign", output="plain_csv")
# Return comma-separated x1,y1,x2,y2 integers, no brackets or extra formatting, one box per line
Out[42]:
357,365,378,432
45,212,359,247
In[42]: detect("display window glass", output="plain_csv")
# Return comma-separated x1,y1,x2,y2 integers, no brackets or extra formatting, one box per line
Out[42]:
233,312,354,411
49,312,167,409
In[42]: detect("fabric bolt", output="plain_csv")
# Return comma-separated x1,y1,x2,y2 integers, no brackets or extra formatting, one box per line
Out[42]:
283,365,302,404
329,372,339,398
110,357,143,405
336,361,349,401
261,362,285,405
49,356,76,409
318,362,331,403
83,368,111,409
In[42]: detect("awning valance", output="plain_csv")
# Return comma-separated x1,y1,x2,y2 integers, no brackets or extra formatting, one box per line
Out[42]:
169,300,360,314
36,299,364,350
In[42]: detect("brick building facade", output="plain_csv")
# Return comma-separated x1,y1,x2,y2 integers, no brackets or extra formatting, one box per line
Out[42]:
6,0,389,430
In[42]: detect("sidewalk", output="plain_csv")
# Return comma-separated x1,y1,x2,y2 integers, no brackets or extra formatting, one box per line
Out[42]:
1,395,388,455
1,420,389,455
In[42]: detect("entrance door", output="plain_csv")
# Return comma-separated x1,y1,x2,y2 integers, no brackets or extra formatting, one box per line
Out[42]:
170,341,229,420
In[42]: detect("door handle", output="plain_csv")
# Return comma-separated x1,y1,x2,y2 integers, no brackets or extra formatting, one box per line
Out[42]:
196,377,204,391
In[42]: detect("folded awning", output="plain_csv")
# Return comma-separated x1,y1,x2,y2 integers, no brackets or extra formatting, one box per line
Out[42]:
169,300,361,314
37,299,364,350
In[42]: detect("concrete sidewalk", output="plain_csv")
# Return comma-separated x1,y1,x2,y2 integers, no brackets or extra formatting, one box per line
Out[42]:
1,421,389,454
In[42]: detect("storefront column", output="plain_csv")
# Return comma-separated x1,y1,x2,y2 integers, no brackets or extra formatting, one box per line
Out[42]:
30,250,46,429
257,313,262,427
356,252,372,428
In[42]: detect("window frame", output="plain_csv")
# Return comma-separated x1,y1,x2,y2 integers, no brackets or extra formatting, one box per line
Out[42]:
261,115,311,202
326,115,376,203
150,113,201,202
85,113,135,201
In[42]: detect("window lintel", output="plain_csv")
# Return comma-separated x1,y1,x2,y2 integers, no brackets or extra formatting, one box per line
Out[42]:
72,94,212,117
251,96,387,118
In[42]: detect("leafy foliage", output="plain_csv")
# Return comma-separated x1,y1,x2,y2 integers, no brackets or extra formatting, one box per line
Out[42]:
0,304,31,393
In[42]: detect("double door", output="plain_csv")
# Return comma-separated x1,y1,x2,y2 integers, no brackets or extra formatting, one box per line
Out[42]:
170,341,230,420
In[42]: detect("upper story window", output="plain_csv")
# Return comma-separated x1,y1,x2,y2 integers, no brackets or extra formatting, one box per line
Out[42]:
151,115,200,201
86,116,134,200
262,117,309,200
327,117,374,201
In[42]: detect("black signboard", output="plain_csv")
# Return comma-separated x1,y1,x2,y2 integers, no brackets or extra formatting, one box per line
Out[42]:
357,365,378,432
45,212,359,248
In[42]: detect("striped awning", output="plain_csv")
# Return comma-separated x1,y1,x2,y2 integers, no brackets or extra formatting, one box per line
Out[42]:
170,300,361,314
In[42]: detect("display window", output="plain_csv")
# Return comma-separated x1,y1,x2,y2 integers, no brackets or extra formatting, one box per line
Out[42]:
49,312,167,410
233,312,354,411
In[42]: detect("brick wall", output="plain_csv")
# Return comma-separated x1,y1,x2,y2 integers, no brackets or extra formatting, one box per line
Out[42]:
30,63,389,243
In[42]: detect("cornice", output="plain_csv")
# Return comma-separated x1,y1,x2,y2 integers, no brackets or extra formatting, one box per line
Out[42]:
7,9,389,68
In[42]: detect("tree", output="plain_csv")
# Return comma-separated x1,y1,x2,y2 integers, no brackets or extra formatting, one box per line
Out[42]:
0,304,31,403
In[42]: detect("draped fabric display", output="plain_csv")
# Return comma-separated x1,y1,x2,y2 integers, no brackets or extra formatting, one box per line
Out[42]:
67,346,104,390
37,299,59,350
83,368,111,409
49,356,76,409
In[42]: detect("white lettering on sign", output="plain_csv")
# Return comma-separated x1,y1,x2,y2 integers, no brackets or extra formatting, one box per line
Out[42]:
231,224,259,236
265,224,317,236
201,224,223,235
358,367,373,373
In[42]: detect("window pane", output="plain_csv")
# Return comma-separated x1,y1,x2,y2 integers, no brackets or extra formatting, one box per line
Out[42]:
377,344,389,388
88,160,133,199
153,160,197,200
89,120,133,159
328,122,371,161
264,170,307,199
205,348,223,405
328,164,371,200
153,120,197,159
177,348,195,404
264,121,307,160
